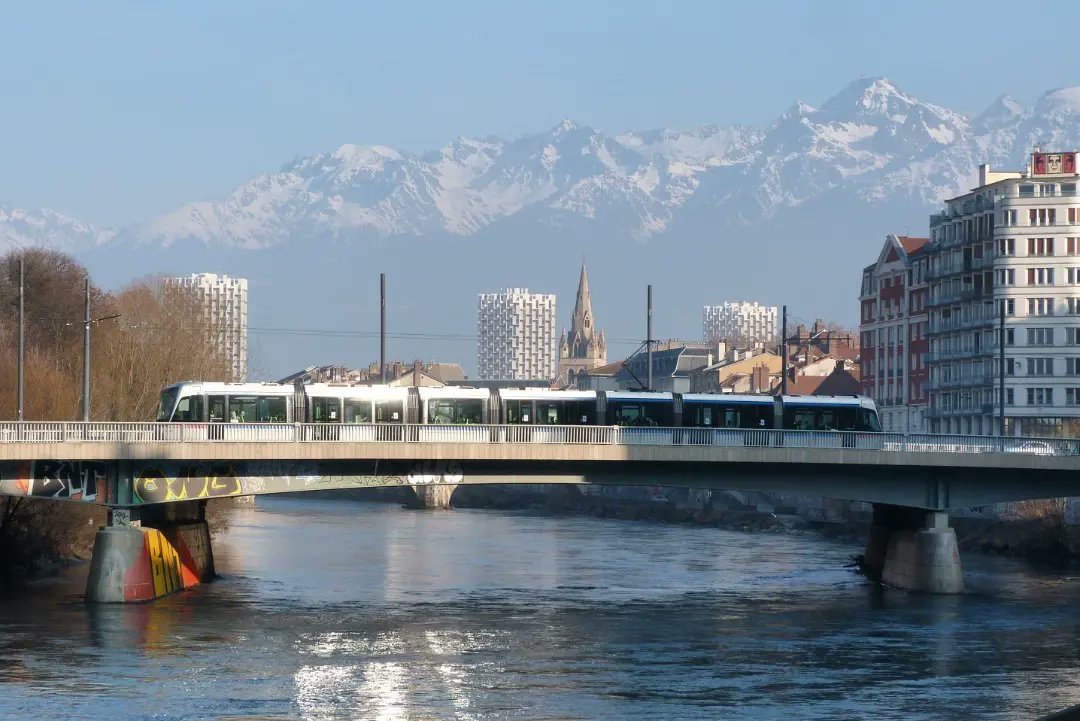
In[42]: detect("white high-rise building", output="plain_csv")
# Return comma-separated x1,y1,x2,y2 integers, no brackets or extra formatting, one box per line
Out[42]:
477,288,556,380
703,301,779,346
166,273,248,381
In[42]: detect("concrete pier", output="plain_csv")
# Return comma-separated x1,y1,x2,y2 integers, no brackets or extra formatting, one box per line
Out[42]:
85,502,215,603
408,484,456,510
864,504,963,594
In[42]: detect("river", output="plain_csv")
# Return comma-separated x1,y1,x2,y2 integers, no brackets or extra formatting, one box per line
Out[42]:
1,496,1080,720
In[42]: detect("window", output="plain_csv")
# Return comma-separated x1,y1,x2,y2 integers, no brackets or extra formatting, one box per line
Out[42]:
1028,297,1055,316
1027,267,1055,285
1028,237,1055,256
1071,238,1080,255
1070,268,1080,285
1028,327,1055,346
1069,328,1080,346
999,238,1016,255
1005,328,1015,346
1070,209,1080,225
1020,185,1035,199
1067,358,1080,375
1027,357,1054,376
344,399,373,423
1005,209,1019,226
997,269,1016,285
258,397,287,422
1069,389,1080,406
1027,387,1054,405
1006,388,1015,406
1070,298,1080,315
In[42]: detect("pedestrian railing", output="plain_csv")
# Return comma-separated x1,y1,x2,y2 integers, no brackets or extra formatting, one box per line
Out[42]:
0,422,1077,456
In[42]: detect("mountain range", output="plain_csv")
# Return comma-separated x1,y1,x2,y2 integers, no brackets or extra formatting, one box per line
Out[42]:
6,77,1080,377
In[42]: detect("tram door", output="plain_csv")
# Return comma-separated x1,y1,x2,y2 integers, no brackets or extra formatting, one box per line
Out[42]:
208,395,226,440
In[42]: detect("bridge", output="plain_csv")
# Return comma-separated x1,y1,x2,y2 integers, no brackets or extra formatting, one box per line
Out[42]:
1,422,1076,603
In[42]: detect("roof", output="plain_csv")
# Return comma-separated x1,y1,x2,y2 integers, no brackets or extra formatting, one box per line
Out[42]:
897,236,929,254
425,363,466,383
580,360,623,376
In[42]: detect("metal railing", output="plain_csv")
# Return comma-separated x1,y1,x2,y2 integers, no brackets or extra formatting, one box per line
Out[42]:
0,422,1077,456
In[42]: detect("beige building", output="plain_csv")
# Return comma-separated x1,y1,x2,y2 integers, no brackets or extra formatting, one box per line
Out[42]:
165,272,248,381
689,346,782,393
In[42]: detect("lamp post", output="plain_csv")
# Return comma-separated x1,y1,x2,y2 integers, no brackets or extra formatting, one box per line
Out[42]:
17,255,24,422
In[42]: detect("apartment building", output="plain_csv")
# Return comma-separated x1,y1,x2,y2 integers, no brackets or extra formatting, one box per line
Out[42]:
702,301,778,347
477,288,557,381
165,273,248,381
927,151,1080,437
859,234,930,433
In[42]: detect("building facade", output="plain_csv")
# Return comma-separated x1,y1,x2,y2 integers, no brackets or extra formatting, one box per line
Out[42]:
859,234,930,433
559,264,607,387
703,301,778,346
477,288,557,381
166,273,248,381
927,152,1080,437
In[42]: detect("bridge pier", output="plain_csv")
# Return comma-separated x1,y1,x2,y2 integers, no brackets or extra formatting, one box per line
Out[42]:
85,501,215,603
864,504,963,594
406,484,456,510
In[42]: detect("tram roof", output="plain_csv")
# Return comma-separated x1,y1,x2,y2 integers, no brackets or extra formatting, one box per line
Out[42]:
498,390,596,401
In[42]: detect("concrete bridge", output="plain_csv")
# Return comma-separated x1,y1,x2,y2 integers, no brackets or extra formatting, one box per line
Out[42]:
1,422,1076,602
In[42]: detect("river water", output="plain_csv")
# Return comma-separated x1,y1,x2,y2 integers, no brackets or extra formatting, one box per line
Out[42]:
2,497,1080,720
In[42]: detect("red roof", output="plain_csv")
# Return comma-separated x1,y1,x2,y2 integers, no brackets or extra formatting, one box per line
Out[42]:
897,236,929,255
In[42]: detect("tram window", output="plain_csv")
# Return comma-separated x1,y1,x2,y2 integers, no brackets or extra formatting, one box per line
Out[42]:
375,400,403,423
174,396,202,422
312,397,342,423
537,403,562,424
428,399,483,424
157,388,179,421
701,407,713,426
344,399,372,423
786,408,816,430
230,396,257,423
208,396,226,423
258,397,287,422
506,400,529,424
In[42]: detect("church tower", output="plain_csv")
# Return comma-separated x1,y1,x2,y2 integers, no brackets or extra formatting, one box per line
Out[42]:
559,263,607,387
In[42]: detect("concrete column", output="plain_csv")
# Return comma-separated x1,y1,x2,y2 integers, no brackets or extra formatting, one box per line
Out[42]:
866,504,963,594
85,504,216,603
407,484,456,510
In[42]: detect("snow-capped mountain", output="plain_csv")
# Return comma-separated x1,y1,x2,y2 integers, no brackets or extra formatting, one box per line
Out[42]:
0,205,114,251
124,77,1080,249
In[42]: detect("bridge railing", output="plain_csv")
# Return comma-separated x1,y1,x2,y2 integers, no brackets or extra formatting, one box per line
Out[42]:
0,422,1078,455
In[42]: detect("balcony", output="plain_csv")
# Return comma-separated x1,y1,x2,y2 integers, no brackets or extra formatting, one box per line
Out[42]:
926,374,994,391
926,346,995,363
928,315,995,334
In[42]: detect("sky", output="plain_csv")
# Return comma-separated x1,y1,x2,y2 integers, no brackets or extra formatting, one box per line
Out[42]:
5,0,1080,228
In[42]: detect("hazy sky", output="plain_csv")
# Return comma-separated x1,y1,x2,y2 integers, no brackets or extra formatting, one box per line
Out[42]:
4,0,1080,227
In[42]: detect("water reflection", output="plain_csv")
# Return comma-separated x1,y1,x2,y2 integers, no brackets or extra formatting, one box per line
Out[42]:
0,497,1079,719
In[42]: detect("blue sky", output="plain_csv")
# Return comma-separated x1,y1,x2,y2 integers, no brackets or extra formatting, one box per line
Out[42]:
4,0,1080,226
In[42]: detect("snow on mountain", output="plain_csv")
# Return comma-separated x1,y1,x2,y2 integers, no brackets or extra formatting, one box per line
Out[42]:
0,205,115,251
20,77,1080,253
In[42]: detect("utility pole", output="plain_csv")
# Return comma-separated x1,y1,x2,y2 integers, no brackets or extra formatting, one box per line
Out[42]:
999,299,1006,436
646,285,653,392
17,255,24,422
82,277,90,423
781,304,788,396
380,272,386,383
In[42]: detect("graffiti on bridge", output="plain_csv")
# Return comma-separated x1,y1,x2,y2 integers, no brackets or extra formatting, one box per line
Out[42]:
133,464,242,504
0,461,108,502
407,461,464,485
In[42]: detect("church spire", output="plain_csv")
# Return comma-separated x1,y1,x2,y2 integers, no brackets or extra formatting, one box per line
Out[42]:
573,262,593,334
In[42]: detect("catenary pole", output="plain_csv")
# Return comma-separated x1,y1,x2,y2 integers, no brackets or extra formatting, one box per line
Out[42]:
781,304,788,396
646,285,653,392
380,272,386,383
999,299,1006,436
82,277,90,422
17,255,24,422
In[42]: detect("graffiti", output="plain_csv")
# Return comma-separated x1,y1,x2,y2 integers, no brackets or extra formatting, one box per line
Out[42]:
407,461,464,485
145,528,183,598
133,464,242,504
240,477,267,494
0,461,108,501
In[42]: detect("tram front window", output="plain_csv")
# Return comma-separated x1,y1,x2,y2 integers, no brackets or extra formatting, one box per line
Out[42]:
157,388,179,421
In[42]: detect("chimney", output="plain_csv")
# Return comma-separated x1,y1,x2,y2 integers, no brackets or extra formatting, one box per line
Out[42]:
413,360,422,388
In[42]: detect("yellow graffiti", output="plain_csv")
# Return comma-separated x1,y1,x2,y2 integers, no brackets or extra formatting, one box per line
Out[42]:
146,529,182,598
134,466,242,504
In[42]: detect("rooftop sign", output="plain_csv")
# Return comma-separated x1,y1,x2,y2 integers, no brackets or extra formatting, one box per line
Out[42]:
1032,152,1076,175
